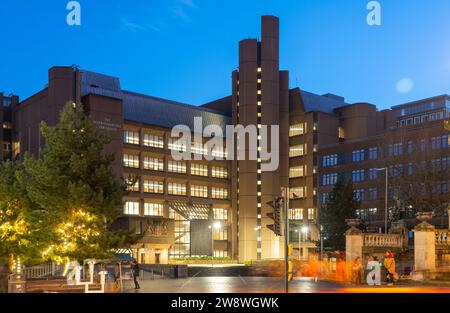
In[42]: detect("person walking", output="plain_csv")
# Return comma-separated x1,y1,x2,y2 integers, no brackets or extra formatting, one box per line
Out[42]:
383,251,397,286
131,260,141,290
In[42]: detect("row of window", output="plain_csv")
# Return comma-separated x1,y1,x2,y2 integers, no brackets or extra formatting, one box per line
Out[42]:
125,179,229,199
322,136,450,167
124,203,229,220
124,131,228,158
398,110,448,127
353,188,379,201
289,144,307,158
289,208,315,220
289,165,307,178
123,154,228,178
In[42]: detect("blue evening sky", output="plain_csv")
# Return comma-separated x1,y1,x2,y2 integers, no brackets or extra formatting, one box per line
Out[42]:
1,0,449,109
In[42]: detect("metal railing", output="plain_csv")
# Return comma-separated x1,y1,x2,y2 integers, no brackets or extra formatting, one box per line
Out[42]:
22,262,64,279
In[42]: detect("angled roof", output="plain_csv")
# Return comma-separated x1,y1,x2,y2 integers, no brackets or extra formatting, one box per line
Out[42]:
80,70,231,130
300,90,349,113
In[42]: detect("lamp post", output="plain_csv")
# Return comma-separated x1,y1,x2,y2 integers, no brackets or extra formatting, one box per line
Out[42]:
209,222,222,267
376,167,389,234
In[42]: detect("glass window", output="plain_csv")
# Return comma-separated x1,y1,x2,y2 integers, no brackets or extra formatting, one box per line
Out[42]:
213,250,228,258
290,187,307,199
289,208,304,220
168,138,188,152
143,133,164,149
212,166,228,179
352,169,365,182
368,147,377,160
321,173,338,186
388,143,403,156
289,166,306,178
289,123,306,137
307,208,315,220
168,183,187,196
354,189,365,201
289,144,307,158
191,185,208,198
213,227,228,241
213,208,228,220
124,201,139,215
211,187,228,199
123,154,139,168
322,154,338,167
143,157,164,171
125,177,139,192
191,163,208,177
144,203,164,216
352,149,365,162
168,160,187,174
368,168,378,180
124,130,140,145
143,180,164,194
368,188,378,200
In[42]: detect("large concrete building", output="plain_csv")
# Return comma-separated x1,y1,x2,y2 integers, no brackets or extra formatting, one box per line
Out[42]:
2,16,449,263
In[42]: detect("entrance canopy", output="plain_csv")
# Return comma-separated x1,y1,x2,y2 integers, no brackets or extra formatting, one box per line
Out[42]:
169,201,211,220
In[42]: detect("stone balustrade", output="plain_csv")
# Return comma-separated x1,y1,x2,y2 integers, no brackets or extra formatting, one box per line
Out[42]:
435,230,450,247
363,233,403,248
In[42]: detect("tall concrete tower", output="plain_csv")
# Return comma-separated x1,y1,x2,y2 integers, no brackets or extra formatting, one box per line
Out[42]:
231,16,289,262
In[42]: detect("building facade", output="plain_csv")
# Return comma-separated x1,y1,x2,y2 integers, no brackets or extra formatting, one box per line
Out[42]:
2,16,449,263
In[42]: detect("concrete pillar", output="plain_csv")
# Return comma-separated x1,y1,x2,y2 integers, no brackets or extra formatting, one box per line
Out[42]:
345,220,363,262
413,218,436,277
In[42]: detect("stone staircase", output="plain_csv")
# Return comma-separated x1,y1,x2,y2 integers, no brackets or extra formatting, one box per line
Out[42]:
26,278,102,293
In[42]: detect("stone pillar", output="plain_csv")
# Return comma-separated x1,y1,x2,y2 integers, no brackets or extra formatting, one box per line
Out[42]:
412,212,436,280
448,207,450,230
345,219,363,262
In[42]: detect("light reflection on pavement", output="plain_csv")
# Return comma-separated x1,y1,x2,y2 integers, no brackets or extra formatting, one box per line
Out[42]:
125,277,450,294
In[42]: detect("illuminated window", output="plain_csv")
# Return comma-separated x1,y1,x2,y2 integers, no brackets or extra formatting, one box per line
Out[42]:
191,142,207,155
190,185,208,198
144,203,164,216
168,160,187,174
143,133,164,149
3,122,12,130
214,250,228,257
125,177,139,192
213,208,228,220
338,127,345,139
168,138,187,152
289,144,306,157
212,166,228,179
352,149,365,162
289,166,306,178
123,154,139,168
124,201,139,215
290,187,307,199
143,157,164,171
307,208,315,220
168,182,187,196
143,180,164,194
322,173,338,186
124,130,140,145
322,154,338,167
289,208,304,220
289,123,306,137
191,163,208,177
212,187,228,199
213,228,228,241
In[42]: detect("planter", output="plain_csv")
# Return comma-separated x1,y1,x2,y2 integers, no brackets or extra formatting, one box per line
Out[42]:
345,219,361,228
415,211,435,231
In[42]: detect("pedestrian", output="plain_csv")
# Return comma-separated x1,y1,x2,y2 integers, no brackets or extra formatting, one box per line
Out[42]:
351,257,362,285
383,251,397,286
131,260,141,290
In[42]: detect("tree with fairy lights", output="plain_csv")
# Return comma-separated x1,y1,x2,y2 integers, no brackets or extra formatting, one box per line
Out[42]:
22,102,135,262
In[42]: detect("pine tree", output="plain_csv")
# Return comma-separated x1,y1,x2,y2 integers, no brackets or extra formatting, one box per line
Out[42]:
22,102,134,261
320,180,359,251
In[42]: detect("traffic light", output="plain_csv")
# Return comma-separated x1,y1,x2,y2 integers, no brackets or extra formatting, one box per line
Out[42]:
266,197,283,236
287,244,293,282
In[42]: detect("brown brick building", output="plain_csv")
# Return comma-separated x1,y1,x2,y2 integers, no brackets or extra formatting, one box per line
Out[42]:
2,16,449,263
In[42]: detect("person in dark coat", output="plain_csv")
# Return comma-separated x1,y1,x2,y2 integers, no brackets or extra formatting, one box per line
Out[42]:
131,260,140,290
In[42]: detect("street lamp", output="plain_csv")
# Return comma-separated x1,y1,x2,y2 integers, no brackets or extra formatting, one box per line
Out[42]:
376,167,389,234
208,222,222,267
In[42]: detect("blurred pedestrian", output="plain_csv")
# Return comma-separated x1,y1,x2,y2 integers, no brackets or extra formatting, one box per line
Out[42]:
131,260,141,290
351,257,362,285
383,251,397,286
